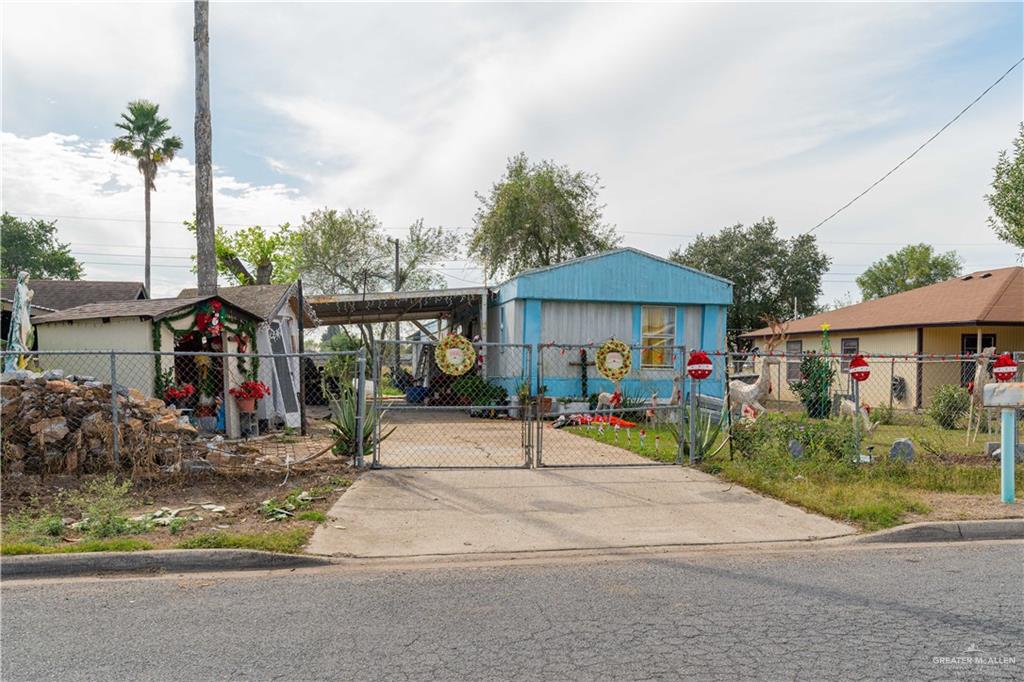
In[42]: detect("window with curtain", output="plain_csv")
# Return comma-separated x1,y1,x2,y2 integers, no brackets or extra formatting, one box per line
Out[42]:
641,306,675,368
786,339,803,383
840,338,859,373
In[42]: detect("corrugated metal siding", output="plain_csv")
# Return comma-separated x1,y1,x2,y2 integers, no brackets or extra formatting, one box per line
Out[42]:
539,301,632,345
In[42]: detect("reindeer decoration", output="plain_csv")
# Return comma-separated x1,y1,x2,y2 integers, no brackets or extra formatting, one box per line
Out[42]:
668,375,682,406
966,346,997,444
595,379,623,414
729,317,788,420
839,398,876,434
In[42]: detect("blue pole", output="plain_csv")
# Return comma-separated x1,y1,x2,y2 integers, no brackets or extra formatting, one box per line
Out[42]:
1001,408,1016,504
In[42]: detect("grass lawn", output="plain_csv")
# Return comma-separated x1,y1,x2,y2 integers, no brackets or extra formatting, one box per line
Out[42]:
566,414,1021,531
566,424,686,464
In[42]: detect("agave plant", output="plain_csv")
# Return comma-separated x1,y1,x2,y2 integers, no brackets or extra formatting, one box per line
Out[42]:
664,404,726,463
328,388,395,462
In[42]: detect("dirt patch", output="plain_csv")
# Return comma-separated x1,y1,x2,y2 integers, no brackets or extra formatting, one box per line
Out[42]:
903,491,1024,523
1,459,360,551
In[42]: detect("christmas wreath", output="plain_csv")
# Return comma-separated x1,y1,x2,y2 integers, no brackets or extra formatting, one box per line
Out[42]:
435,334,476,376
596,338,631,381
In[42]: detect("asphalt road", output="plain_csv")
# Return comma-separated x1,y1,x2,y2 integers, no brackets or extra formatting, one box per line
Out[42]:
2,542,1022,681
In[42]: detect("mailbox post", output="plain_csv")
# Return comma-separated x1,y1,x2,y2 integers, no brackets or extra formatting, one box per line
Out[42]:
983,380,1021,504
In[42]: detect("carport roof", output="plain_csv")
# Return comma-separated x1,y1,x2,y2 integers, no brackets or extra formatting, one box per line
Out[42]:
307,287,490,324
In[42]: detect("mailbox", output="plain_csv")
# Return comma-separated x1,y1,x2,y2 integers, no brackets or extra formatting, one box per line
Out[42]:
983,382,1024,408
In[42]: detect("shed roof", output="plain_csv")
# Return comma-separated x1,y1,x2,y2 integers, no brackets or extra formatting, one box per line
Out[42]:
0,279,146,312
176,283,316,325
744,266,1024,337
33,296,261,325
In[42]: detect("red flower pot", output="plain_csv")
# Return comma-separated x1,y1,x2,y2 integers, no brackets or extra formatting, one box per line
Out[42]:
236,397,256,413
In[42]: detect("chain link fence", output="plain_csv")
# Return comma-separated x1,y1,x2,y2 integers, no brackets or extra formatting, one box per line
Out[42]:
1,349,368,478
537,343,707,466
370,339,532,467
724,351,1024,462
4,346,1019,476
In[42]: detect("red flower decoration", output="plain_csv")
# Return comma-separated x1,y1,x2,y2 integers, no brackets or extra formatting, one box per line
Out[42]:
229,380,271,401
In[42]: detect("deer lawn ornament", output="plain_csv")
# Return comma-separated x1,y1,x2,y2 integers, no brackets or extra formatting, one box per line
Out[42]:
669,375,682,406
646,391,659,422
839,399,876,434
966,346,997,444
595,380,623,414
729,317,788,420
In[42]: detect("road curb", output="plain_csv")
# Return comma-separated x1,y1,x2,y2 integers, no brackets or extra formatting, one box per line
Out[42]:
1,549,332,580
857,519,1024,544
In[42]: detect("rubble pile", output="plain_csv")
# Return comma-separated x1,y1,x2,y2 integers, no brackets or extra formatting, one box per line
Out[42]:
1,370,199,475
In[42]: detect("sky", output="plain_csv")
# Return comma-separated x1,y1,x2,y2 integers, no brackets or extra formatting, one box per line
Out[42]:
2,2,1022,302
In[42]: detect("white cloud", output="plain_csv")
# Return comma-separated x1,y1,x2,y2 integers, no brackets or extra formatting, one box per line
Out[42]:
0,132,316,298
1,2,191,105
2,2,1020,306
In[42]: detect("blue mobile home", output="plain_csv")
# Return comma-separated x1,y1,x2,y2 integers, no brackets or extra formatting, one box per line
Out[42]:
485,248,732,401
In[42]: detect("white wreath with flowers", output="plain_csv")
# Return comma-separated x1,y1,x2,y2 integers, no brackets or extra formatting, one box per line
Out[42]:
596,338,631,381
435,334,476,376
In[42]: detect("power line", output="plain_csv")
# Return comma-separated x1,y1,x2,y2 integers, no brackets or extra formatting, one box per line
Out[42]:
804,55,1024,235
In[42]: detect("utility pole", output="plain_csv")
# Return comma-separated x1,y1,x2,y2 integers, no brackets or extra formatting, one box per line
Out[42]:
389,238,400,371
193,0,217,296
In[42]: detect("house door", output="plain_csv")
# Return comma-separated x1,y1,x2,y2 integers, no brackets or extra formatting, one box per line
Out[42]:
960,333,996,386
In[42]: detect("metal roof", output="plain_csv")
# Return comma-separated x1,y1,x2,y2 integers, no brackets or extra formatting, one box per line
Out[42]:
307,287,489,324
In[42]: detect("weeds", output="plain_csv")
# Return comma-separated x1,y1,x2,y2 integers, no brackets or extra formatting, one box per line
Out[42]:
1,538,153,556
259,486,334,521
176,529,310,553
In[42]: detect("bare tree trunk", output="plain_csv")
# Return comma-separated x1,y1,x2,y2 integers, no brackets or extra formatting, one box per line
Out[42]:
255,261,273,284
143,178,152,295
194,0,217,296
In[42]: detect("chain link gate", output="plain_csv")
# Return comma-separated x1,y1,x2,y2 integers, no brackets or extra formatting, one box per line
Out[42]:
370,339,533,468
535,343,695,466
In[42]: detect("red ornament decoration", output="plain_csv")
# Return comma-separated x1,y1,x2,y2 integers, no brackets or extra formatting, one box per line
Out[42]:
992,353,1018,382
849,354,870,382
686,350,713,380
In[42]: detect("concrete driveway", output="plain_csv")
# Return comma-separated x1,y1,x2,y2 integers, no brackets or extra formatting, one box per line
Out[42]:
308,466,855,558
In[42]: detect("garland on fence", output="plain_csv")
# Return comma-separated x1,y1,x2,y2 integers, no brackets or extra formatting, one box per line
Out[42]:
596,338,631,381
435,334,475,376
150,299,259,396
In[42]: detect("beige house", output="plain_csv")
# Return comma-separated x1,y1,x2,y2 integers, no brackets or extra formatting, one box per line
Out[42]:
743,267,1024,410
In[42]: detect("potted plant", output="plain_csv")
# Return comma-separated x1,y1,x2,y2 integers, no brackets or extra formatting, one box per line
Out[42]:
229,379,271,413
163,382,195,409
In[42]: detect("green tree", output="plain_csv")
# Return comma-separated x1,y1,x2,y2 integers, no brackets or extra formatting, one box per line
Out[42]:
297,208,457,346
0,213,84,280
184,220,299,285
111,100,183,295
469,152,620,279
669,218,831,343
985,122,1024,256
856,244,962,300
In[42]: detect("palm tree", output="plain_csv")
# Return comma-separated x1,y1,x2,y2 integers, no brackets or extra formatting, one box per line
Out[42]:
111,100,183,295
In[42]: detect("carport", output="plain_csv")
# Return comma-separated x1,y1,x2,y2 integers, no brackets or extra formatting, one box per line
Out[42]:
307,287,491,340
